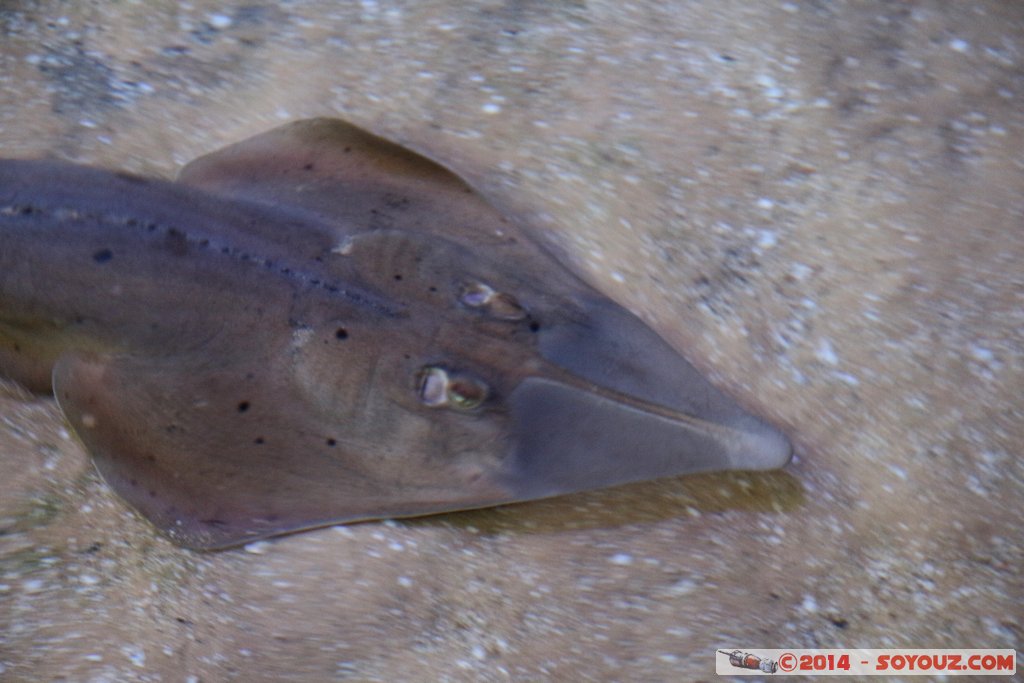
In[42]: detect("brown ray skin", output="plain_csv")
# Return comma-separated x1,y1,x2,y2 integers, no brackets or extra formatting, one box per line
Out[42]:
0,119,791,549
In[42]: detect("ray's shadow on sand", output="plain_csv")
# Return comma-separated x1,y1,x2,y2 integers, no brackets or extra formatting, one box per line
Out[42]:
408,468,805,537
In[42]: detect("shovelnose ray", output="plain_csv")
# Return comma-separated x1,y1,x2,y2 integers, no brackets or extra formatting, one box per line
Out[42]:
0,118,791,549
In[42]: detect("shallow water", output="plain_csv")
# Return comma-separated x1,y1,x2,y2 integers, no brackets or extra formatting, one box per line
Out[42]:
1,2,1021,680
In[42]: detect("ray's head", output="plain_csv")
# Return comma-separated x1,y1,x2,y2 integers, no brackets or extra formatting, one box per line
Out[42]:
294,230,793,510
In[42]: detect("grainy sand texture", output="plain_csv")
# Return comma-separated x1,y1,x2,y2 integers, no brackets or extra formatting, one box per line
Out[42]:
1,2,1021,681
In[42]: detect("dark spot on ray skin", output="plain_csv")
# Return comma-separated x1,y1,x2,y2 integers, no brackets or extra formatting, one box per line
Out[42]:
0,117,791,550
164,227,189,256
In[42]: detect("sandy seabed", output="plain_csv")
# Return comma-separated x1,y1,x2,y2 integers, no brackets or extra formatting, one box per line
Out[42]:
1,2,1021,681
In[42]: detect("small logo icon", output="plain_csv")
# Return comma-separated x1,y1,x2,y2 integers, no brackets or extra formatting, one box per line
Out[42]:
719,649,779,674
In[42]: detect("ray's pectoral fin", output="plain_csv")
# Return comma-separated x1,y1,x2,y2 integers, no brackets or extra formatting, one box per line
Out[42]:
50,347,512,550
52,350,326,549
177,118,542,257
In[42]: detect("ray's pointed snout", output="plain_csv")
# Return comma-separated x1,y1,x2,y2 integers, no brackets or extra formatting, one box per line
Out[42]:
722,412,794,470
498,298,792,499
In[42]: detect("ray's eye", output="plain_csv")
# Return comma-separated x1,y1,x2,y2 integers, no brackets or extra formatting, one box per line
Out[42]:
459,282,527,321
418,367,448,406
460,282,493,307
417,366,488,411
